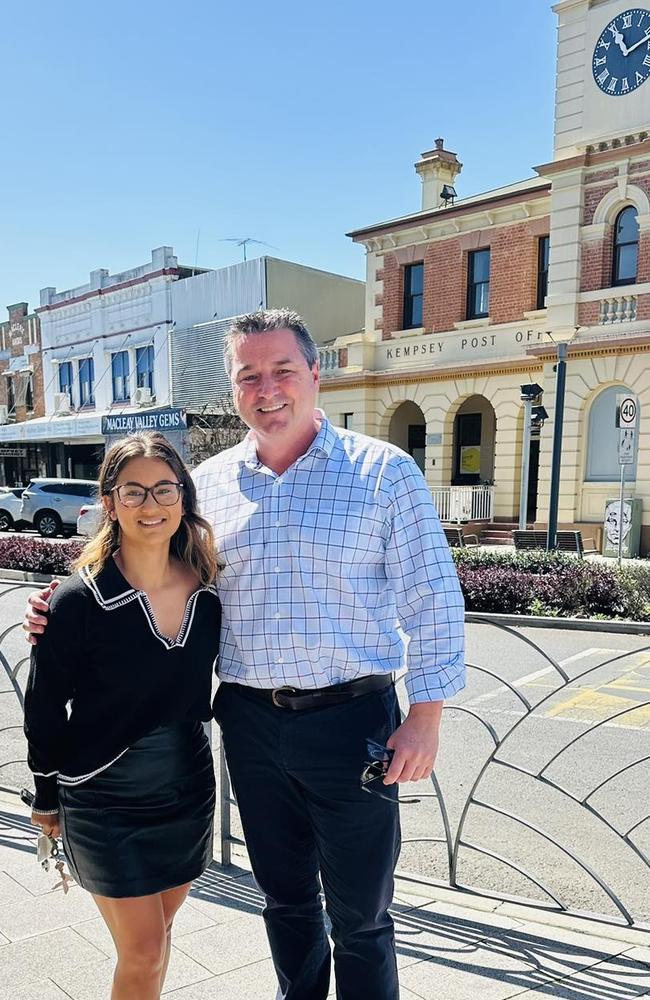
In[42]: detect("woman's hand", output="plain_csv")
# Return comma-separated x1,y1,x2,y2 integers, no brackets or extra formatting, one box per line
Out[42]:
31,811,61,839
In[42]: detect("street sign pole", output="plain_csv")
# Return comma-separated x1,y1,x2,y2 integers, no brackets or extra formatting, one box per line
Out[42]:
618,463,625,568
518,398,532,531
615,393,638,566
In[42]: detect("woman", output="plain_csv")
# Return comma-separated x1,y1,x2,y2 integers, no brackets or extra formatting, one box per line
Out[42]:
23,432,220,1000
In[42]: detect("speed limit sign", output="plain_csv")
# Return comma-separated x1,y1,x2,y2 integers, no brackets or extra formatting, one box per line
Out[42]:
617,394,638,428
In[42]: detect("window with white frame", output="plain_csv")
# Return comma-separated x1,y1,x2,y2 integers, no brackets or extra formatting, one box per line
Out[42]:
79,357,95,407
112,351,130,403
58,362,74,405
136,345,155,394
586,385,638,481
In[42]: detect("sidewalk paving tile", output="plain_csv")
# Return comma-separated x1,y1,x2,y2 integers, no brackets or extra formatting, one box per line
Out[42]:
50,944,214,999
72,901,218,958
0,926,105,993
11,980,71,1000
0,869,34,906
172,914,271,976
500,949,650,998
0,883,98,940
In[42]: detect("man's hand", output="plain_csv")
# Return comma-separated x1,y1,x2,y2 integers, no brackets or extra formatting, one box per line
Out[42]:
384,700,443,784
22,580,60,645
31,811,60,838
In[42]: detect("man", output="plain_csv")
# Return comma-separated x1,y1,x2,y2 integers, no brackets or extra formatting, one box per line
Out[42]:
26,309,465,999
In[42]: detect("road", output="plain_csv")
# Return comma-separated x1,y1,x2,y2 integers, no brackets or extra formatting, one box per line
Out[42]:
1,579,649,923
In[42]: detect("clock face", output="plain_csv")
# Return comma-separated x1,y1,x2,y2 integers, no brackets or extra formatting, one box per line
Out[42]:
593,8,650,95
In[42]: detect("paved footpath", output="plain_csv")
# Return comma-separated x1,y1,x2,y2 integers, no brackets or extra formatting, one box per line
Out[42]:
0,797,649,999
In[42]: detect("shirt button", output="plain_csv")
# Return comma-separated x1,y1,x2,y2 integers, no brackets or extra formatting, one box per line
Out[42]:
277,657,284,664
275,478,283,486
274,612,281,619
274,566,281,573
275,520,281,527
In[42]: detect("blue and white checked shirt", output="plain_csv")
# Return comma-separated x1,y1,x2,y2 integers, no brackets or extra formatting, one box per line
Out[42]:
192,415,465,703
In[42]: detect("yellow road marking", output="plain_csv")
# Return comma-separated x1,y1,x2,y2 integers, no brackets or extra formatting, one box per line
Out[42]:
545,688,650,728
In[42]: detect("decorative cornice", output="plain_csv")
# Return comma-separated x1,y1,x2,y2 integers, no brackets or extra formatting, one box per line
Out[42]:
319,357,545,393
527,333,650,362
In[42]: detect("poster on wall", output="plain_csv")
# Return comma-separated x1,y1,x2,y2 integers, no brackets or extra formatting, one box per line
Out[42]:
460,446,481,475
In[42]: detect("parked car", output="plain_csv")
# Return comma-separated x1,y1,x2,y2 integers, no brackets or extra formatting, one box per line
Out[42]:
77,502,104,537
20,478,99,538
0,487,26,532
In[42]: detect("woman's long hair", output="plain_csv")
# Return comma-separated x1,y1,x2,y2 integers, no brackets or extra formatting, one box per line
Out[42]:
75,432,218,586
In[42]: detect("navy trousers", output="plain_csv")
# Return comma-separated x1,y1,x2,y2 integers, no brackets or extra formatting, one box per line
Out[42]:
214,681,402,1000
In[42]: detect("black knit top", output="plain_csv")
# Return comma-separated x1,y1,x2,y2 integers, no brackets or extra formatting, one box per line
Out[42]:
24,556,221,811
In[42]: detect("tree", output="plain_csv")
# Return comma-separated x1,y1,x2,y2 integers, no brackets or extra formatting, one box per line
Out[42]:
186,395,247,467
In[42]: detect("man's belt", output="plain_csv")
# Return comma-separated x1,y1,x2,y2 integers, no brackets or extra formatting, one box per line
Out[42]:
228,673,393,711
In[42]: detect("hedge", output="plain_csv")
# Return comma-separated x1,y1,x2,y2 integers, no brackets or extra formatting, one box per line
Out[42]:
1,536,650,623
452,548,650,621
0,537,84,576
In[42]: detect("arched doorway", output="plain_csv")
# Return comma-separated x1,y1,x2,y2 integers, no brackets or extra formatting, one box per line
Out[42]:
452,395,496,486
388,401,426,473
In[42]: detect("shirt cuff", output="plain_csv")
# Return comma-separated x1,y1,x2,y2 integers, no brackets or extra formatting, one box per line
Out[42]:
405,665,466,704
33,774,59,812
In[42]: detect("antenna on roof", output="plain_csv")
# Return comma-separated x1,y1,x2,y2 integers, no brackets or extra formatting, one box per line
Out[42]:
219,237,277,262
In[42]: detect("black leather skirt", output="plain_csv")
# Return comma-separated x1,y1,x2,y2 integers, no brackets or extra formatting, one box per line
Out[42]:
58,721,216,898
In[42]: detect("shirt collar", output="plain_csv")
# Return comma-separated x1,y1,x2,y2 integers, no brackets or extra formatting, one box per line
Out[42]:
80,555,139,609
241,408,335,470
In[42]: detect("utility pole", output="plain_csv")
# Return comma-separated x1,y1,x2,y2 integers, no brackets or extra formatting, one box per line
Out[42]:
546,341,568,550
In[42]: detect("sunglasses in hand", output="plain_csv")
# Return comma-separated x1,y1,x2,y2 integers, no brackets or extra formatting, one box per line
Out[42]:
360,739,420,805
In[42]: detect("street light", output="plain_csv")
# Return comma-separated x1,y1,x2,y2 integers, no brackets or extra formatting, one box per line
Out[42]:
519,383,543,531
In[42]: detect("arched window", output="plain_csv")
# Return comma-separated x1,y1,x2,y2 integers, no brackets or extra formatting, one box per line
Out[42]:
586,385,638,482
612,206,639,286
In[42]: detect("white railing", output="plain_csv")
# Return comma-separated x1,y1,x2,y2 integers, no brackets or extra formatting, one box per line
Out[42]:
599,295,637,324
318,348,340,375
432,485,494,523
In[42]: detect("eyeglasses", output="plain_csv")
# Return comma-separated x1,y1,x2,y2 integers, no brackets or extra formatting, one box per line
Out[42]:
360,739,420,805
110,482,184,508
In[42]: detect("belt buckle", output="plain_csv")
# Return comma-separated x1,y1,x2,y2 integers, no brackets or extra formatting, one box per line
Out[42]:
271,685,297,708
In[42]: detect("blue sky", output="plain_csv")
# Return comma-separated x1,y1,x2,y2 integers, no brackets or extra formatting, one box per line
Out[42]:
0,1,557,313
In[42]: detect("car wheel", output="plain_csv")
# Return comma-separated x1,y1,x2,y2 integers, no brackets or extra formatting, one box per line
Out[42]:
35,511,62,538
0,511,13,532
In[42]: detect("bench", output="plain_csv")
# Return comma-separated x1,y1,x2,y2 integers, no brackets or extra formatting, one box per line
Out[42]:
513,529,598,557
443,526,479,548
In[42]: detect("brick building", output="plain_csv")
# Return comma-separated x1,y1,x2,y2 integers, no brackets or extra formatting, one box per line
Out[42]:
320,0,650,552
0,303,45,486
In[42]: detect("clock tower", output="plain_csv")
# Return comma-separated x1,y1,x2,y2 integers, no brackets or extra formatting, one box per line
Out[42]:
555,0,650,157
539,0,650,333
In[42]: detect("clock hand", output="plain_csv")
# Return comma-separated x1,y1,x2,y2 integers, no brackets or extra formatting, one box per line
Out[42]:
624,30,650,55
610,25,629,55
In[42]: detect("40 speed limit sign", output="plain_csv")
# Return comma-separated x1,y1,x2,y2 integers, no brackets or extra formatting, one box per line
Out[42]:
617,394,638,428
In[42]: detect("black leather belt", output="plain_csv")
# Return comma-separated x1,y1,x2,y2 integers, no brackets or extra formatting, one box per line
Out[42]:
229,674,393,711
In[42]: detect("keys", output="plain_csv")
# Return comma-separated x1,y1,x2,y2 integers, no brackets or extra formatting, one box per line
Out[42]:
53,860,74,895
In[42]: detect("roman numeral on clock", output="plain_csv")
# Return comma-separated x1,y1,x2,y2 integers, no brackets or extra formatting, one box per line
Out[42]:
594,56,607,66
636,70,645,85
622,13,633,27
598,39,611,50
597,69,610,85
644,54,650,67
607,77,619,92
621,77,630,92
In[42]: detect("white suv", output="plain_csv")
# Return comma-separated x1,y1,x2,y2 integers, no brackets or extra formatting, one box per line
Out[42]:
20,479,99,537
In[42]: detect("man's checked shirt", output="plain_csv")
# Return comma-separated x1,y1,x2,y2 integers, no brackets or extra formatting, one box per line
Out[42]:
192,415,465,703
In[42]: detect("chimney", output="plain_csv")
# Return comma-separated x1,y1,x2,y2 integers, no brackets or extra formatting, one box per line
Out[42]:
415,138,462,211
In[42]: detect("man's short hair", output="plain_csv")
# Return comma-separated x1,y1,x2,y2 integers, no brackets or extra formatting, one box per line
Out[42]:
224,309,319,374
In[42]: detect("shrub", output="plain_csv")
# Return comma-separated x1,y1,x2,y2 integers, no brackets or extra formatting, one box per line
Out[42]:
452,548,650,621
0,537,83,575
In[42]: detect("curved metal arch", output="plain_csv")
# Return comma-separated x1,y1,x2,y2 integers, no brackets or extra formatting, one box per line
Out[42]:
464,616,567,679
495,759,650,890
474,799,634,925
540,695,650,777
455,841,565,909
466,662,534,710
587,753,650,802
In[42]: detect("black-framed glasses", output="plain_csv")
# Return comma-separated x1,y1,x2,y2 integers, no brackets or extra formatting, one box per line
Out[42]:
360,739,420,805
110,481,184,508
